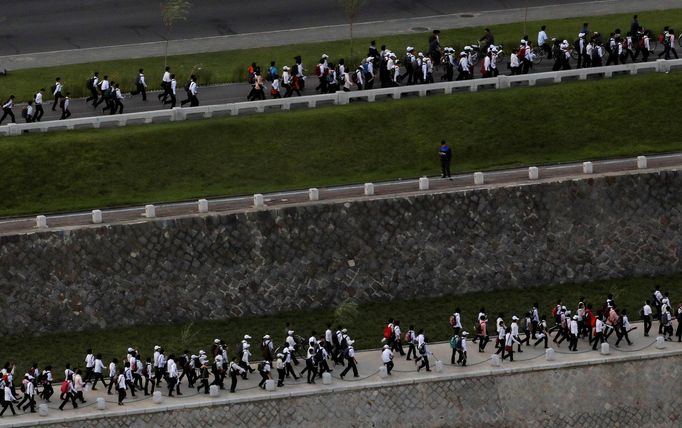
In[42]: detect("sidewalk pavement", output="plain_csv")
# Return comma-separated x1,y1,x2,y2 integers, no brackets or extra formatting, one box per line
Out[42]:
0,320,677,426
1,0,678,70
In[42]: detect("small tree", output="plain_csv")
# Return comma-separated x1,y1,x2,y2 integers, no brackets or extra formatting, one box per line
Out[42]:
340,0,366,64
161,0,192,67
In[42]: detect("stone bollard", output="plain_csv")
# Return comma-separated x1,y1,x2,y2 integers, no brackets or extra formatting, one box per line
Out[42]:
528,166,539,180
545,348,556,361
38,403,49,416
253,194,264,208
435,360,444,373
418,176,429,191
198,199,209,213
600,342,610,355
473,172,484,185
378,366,388,378
92,209,103,224
308,188,319,201
145,204,156,218
582,162,593,174
656,336,666,349
36,215,48,229
364,183,374,196
97,397,106,410
322,372,332,385
491,354,501,367
209,385,221,397
153,391,163,404
265,379,276,391
637,156,647,169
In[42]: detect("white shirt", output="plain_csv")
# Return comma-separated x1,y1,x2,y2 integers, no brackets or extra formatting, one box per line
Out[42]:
381,348,393,363
26,105,34,116
63,98,70,109
53,82,62,95
454,313,462,328
570,320,578,335
167,359,178,378
510,54,520,67
94,359,104,374
35,92,43,105
189,81,198,96
595,319,604,333
25,382,35,396
416,333,425,346
4,388,15,402
325,329,332,343
85,354,95,368
117,374,126,389
538,30,548,46
162,71,171,83
643,304,652,316
459,57,469,71
116,88,123,100
511,322,519,336
2,99,13,109
108,362,116,378
622,315,630,330
100,80,110,91
138,74,146,86
460,337,468,353
74,374,84,392
393,325,401,340
170,79,177,95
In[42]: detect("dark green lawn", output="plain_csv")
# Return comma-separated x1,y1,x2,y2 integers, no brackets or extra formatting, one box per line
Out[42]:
1,72,682,217
1,274,678,381
1,8,680,101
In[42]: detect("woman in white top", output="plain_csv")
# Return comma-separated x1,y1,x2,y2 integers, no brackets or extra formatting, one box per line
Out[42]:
0,382,16,416
502,328,521,361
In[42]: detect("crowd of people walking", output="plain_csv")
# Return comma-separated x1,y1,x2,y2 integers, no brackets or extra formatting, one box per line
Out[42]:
0,288,678,417
0,15,679,126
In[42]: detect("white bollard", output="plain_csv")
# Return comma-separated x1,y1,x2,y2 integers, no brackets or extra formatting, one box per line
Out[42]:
265,379,276,391
209,384,221,397
378,366,388,378
92,209,103,224
198,199,208,213
97,397,106,410
364,183,374,196
473,172,485,185
253,194,264,208
153,391,164,404
145,204,156,218
600,342,610,355
419,176,429,190
38,403,48,416
491,354,501,367
637,156,647,169
435,360,444,373
309,188,319,201
582,162,593,174
36,215,48,229
656,336,666,349
528,167,539,180
545,348,556,361
322,372,332,385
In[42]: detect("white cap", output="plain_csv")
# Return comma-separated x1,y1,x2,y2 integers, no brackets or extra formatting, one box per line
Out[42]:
342,328,348,333
199,350,206,355
464,46,472,51
321,53,329,59
282,66,289,70
244,334,251,340
191,354,197,359
347,339,355,345
288,330,294,335
383,344,389,349
579,32,586,38
214,339,220,344
127,347,134,353
407,46,414,51
461,331,469,336
418,52,424,57
263,334,270,339
282,347,290,353
512,316,519,321
276,353,284,358
562,306,567,310
460,52,467,57
154,345,160,351
573,315,579,320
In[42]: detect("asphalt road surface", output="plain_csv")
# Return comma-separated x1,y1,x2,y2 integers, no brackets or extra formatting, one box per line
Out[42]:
3,0,591,55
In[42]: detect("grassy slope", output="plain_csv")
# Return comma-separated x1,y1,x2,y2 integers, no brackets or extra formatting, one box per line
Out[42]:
1,72,681,216
1,274,679,381
1,9,681,101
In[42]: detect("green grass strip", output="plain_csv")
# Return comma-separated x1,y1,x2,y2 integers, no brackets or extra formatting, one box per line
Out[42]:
1,72,681,217
2,8,681,101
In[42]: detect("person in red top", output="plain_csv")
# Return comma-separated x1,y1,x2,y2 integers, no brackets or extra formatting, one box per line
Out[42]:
583,304,594,341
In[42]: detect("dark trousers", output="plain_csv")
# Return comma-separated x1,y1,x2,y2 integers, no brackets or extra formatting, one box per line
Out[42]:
117,387,126,404
52,92,62,111
59,392,77,410
457,350,467,366
340,358,358,377
164,93,177,108
277,368,286,386
569,334,578,351
606,52,619,65
126,380,136,397
441,159,451,178
34,104,44,121
450,348,457,364
258,372,269,388
0,401,15,416
418,355,431,371
197,378,209,393
0,107,15,124
131,83,147,100
534,335,548,348
392,339,405,356
107,376,116,393
60,108,71,120
229,372,238,392
167,377,178,396
643,315,652,336
384,360,394,375
94,93,108,107
84,367,94,383
284,363,298,379
591,332,604,350
21,394,35,412
158,83,171,102
478,335,489,352
111,100,123,114
86,88,98,104
406,343,417,360
615,327,632,346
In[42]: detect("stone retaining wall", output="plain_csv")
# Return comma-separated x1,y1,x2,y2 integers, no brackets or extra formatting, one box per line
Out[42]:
25,352,682,427
1,169,681,334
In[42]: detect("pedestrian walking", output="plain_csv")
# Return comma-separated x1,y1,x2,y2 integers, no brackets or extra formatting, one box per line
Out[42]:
0,95,15,125
58,379,78,410
381,345,394,375
439,140,452,178
130,68,147,100
51,77,63,111
116,370,127,405
60,93,71,119
0,378,16,416
615,309,633,346
21,101,34,123
111,84,124,114
158,66,172,103
85,72,100,105
257,359,271,389
229,357,246,393
181,75,199,106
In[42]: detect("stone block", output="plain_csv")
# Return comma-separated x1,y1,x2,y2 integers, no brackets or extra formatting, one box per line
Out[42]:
209,385,221,397
491,354,501,367
364,183,374,196
419,177,429,190
473,172,484,185
153,391,163,403
253,194,264,208
656,336,666,349
528,167,539,180
582,162,593,174
36,215,47,229
309,188,319,201
145,204,156,218
600,342,610,355
545,348,555,361
92,209,103,224
435,360,444,373
637,156,647,169
378,366,388,378
198,199,209,213
97,397,106,410
265,379,276,391
322,372,332,385
38,403,48,416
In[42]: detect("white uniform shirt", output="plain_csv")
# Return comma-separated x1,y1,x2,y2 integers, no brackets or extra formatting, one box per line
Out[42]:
94,359,104,374
189,81,198,96
35,92,43,105
53,82,62,95
381,348,393,363
538,30,548,46
595,319,604,333
643,304,652,316
570,320,578,335
85,354,95,368
167,359,178,378
162,71,171,83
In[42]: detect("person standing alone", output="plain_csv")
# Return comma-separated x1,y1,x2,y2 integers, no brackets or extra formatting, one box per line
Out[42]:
439,140,452,179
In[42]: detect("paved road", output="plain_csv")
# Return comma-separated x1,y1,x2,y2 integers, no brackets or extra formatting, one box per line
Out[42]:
4,0,592,55
1,153,678,235
0,320,674,426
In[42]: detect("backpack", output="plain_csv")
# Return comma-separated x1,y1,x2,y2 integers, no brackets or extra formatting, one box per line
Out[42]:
257,361,266,372
184,80,191,92
314,64,322,76
449,335,460,349
383,325,393,340
60,380,70,394
362,63,369,74
51,84,57,93
517,47,526,59
332,333,340,347
659,33,666,43
135,74,142,85
418,343,426,354
86,78,95,90
404,331,413,343
449,315,456,328
639,38,646,49
21,106,27,119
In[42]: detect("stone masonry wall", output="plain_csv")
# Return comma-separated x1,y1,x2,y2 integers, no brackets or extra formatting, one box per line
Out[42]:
0,169,681,335
33,352,682,427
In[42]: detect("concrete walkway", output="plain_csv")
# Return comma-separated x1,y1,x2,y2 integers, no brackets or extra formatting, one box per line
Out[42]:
0,320,676,427
1,152,679,237
1,0,678,70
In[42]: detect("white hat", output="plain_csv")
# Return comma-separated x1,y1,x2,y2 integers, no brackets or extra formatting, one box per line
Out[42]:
563,40,569,45
127,347,134,353
491,46,498,53
342,328,347,333
418,52,424,57
282,66,290,70
573,315,579,320
191,355,197,359
347,339,355,345
199,350,206,355
579,32,586,38
460,52,467,57
263,334,270,339
464,45,472,51
321,53,329,59
512,316,519,321
276,353,284,358
561,306,567,311
461,331,469,336
390,53,396,58
383,344,389,349
288,330,294,335
407,46,414,51
244,334,251,340
282,347,290,353
520,39,527,44
154,345,160,351
214,339,220,344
